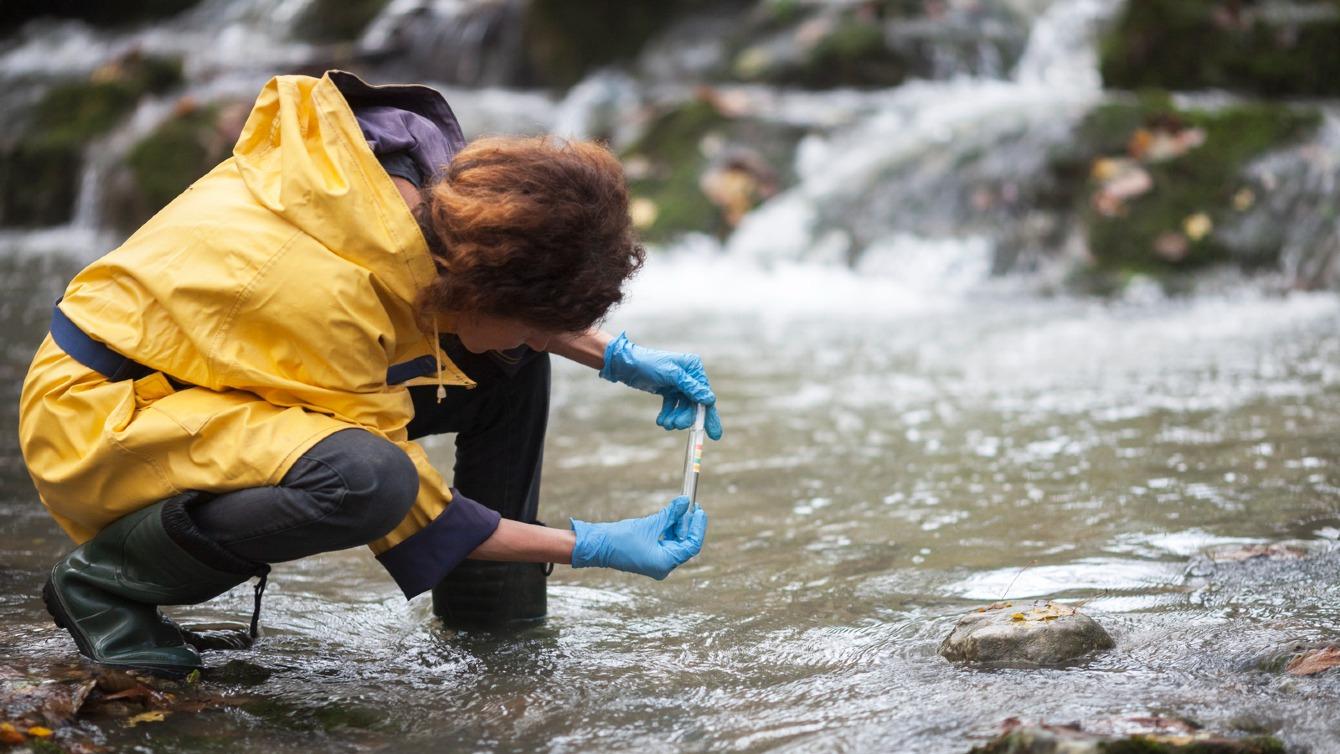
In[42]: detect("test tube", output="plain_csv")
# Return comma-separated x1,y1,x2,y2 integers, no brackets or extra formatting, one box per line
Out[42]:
680,403,707,509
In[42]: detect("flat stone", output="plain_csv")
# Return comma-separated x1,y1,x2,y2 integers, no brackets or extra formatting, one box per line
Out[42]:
939,600,1113,666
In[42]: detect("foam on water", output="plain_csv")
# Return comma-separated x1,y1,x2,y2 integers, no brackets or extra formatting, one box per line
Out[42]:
615,233,997,322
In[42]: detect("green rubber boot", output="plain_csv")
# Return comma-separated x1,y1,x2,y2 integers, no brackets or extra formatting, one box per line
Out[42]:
42,493,267,677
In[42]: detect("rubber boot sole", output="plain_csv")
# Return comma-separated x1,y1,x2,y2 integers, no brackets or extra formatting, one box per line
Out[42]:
42,577,198,679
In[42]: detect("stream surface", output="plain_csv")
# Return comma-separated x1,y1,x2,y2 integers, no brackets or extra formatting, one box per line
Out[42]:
1,247,1338,752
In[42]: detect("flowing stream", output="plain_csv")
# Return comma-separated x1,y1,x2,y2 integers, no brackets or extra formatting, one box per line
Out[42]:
2,0,1340,751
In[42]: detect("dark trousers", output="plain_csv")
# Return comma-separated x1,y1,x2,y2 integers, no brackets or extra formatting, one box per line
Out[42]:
187,339,550,564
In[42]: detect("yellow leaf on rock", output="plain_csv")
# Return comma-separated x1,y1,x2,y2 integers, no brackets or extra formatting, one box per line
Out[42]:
0,722,24,745
26,726,53,737
629,197,658,230
1011,613,1026,621
1233,187,1255,211
126,711,167,727
1183,212,1213,241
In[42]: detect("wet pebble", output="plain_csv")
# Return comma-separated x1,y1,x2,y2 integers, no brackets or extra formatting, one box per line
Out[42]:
939,601,1113,666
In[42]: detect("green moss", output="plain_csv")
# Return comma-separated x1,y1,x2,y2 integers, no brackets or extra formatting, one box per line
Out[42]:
292,0,390,42
622,98,806,243
764,0,804,26
1100,0,1340,97
123,105,223,225
30,54,183,150
0,140,83,226
1051,93,1319,281
32,81,145,149
522,0,737,88
624,100,728,243
0,54,183,227
736,11,909,88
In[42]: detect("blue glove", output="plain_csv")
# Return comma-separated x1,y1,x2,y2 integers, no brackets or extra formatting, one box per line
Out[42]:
571,496,708,580
599,332,724,440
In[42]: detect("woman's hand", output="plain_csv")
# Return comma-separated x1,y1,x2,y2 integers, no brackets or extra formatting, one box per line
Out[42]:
570,496,708,579
599,332,724,440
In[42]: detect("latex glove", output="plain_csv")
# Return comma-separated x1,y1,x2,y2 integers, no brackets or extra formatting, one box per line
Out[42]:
599,332,724,440
570,496,708,580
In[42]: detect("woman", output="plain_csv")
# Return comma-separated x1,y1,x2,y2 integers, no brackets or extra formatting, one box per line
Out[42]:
17,70,722,677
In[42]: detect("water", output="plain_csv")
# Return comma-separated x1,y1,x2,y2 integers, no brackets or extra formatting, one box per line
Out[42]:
2,244,1339,752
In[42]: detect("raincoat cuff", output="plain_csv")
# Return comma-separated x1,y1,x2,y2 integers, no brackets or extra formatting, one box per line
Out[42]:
375,489,501,599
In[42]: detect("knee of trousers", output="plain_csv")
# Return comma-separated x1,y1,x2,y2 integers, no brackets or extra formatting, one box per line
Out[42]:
307,429,419,540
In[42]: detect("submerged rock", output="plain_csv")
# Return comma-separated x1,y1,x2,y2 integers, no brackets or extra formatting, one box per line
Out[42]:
939,600,1113,666
969,717,1285,754
1252,641,1340,676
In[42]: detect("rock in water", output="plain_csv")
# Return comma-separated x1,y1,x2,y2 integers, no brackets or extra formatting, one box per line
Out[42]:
939,601,1113,666
969,722,1285,754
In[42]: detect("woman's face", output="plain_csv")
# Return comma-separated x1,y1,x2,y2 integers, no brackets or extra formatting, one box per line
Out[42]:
452,311,556,353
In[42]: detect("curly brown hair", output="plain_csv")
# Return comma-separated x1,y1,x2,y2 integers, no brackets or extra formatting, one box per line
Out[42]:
415,136,646,333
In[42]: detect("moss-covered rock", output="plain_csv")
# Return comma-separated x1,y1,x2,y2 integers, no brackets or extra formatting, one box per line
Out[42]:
0,0,204,31
621,95,806,243
0,53,184,228
107,99,240,234
730,5,908,88
969,726,1285,754
1100,0,1340,97
727,0,1025,89
1047,92,1319,288
291,0,390,43
522,0,735,89
0,140,84,228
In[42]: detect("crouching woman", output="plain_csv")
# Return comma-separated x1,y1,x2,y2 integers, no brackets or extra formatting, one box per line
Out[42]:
17,71,719,676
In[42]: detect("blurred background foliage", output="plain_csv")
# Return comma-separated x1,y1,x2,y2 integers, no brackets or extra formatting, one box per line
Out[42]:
1,0,1338,292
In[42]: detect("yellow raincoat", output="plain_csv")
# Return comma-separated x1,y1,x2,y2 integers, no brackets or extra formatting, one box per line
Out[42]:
18,71,487,596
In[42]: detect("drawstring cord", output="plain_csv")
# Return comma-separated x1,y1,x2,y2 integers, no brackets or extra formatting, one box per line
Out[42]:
249,565,270,639
432,318,446,403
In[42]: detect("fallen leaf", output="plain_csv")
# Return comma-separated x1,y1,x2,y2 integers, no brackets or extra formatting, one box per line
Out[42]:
1183,212,1213,241
26,726,53,737
1154,231,1189,261
629,197,658,230
1233,187,1255,211
94,669,144,694
1286,646,1340,676
125,710,167,727
0,722,24,745
1011,613,1026,621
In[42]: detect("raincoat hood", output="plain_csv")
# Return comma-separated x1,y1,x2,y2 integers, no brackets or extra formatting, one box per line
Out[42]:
232,70,459,308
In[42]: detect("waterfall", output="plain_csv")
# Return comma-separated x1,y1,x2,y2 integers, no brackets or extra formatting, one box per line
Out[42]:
722,0,1119,281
